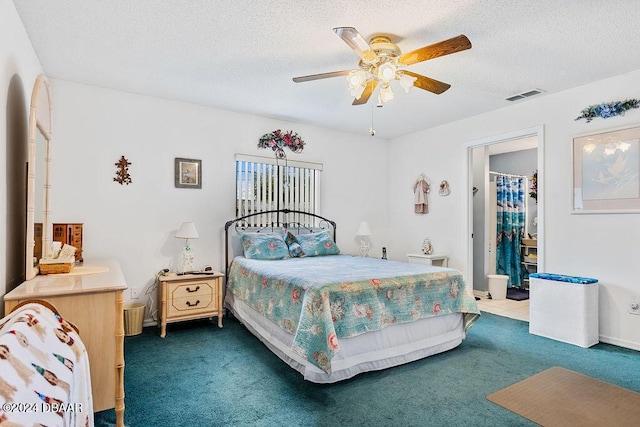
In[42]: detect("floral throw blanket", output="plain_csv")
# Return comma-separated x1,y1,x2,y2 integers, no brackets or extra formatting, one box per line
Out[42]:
0,302,93,426
227,255,480,373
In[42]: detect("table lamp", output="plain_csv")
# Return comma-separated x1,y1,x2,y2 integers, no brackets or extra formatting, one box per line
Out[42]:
356,221,372,257
175,222,199,273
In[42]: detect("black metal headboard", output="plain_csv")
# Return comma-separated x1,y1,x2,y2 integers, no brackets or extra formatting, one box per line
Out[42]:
224,209,337,276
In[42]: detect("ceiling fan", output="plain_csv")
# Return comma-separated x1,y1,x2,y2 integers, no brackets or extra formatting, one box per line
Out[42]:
293,27,472,105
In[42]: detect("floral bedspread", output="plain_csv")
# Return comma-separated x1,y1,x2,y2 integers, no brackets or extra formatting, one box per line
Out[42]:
0,302,93,426
227,255,480,373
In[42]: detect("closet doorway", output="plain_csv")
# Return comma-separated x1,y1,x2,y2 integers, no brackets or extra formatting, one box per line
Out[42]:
465,127,544,315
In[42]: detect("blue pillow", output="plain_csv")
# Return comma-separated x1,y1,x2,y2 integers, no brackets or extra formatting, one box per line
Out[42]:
240,232,289,260
295,230,340,257
285,232,305,257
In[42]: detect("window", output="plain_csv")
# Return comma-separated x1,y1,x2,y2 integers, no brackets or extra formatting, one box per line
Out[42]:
235,154,322,227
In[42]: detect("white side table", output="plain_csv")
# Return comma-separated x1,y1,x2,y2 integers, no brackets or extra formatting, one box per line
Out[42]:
407,253,449,267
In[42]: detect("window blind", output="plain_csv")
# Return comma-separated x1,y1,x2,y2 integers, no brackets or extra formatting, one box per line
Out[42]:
235,154,322,227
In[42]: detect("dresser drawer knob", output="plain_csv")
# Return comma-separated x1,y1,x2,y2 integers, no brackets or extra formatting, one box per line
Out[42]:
186,300,200,307
186,286,200,293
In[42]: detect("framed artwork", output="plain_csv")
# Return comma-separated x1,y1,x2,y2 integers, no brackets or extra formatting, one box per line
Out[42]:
572,125,640,213
174,158,202,189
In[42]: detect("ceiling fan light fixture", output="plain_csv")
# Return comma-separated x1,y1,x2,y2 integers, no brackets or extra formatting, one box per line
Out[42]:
350,83,367,99
379,84,395,103
377,62,397,83
398,73,418,93
347,70,367,88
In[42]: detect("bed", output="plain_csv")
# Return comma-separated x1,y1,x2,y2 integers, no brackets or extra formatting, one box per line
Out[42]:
0,300,93,426
224,209,480,383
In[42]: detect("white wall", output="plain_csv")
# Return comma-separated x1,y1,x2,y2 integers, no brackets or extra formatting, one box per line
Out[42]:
389,69,640,350
49,79,389,320
0,0,43,313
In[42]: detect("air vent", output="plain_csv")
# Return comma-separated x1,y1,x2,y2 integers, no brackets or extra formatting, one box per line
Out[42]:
506,89,544,102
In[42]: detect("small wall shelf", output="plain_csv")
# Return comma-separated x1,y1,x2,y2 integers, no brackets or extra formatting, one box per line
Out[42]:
407,253,449,267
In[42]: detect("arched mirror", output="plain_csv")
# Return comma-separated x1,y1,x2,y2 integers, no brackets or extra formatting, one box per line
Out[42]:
26,74,52,280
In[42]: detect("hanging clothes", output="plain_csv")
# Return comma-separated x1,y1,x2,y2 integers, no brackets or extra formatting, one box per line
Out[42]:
413,176,430,214
495,175,526,287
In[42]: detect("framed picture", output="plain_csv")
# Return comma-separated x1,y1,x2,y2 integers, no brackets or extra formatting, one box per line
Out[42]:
572,124,640,213
174,158,202,189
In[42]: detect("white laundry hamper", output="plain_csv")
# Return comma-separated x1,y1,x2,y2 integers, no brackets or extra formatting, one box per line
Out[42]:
529,273,599,348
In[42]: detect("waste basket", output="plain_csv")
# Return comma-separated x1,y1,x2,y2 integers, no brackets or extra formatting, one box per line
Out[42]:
124,303,146,336
487,274,508,300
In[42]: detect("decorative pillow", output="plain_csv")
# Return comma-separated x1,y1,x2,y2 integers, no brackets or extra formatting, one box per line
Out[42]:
295,230,340,257
285,232,305,257
240,232,289,260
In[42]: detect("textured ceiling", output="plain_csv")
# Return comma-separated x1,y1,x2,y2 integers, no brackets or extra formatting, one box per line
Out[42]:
12,0,640,139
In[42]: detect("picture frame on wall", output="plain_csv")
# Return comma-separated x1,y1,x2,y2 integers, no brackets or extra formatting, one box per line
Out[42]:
572,124,640,213
174,157,202,189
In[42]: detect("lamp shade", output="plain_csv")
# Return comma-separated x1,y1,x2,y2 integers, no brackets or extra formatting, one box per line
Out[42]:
175,222,199,239
356,221,372,236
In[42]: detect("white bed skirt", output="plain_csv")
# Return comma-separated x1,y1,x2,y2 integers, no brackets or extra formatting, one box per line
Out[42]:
226,293,465,383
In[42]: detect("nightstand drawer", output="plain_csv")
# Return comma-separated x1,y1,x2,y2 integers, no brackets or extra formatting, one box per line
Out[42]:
170,281,213,299
168,281,214,316
169,294,215,316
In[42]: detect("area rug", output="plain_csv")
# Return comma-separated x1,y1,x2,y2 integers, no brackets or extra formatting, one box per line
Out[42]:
487,366,640,426
506,287,529,300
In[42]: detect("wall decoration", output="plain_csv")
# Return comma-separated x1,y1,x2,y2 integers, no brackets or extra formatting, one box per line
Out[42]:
572,125,640,213
174,158,202,189
113,155,132,185
439,180,451,196
575,99,640,122
413,174,430,214
258,129,305,159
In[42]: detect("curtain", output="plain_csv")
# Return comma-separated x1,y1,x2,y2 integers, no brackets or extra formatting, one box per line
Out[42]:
495,176,526,287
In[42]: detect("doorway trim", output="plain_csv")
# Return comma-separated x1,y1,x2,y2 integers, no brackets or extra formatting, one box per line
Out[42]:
463,125,544,291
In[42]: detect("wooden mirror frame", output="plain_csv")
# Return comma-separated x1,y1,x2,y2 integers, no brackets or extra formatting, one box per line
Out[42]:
26,74,52,280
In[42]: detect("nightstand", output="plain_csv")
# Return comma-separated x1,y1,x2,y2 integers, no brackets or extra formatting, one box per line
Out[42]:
158,272,224,337
407,253,449,267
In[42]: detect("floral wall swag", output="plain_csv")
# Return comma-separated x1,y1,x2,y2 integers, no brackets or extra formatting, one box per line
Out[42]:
258,129,305,159
575,99,640,122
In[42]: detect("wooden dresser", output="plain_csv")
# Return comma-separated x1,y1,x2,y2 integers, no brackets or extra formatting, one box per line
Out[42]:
4,259,127,427
53,223,84,262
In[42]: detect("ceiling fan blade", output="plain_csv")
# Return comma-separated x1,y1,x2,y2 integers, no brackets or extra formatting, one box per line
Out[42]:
402,71,451,94
398,34,472,66
333,27,377,63
352,80,378,105
292,70,351,83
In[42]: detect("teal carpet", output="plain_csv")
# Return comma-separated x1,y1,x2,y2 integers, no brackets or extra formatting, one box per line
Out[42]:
95,313,640,426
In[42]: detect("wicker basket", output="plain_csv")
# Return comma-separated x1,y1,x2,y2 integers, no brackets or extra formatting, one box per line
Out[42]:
39,258,75,275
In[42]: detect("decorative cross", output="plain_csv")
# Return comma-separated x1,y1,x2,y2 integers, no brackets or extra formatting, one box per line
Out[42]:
114,155,132,185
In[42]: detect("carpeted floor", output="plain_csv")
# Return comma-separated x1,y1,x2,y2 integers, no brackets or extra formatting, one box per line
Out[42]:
95,313,640,427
